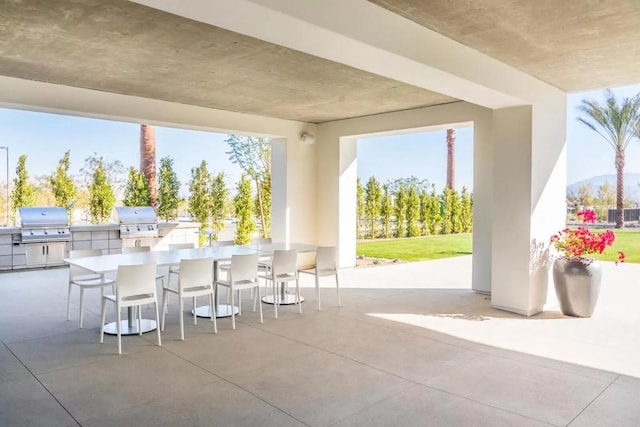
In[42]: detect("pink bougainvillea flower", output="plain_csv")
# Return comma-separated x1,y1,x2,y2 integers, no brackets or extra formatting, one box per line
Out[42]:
551,209,621,264
577,209,597,224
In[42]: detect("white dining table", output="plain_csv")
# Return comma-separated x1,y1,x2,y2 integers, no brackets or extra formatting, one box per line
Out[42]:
64,245,260,335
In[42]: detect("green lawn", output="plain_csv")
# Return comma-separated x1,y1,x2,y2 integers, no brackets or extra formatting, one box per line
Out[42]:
356,234,472,262
356,229,640,263
590,229,640,263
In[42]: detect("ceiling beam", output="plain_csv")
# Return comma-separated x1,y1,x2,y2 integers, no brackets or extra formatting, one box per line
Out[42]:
132,0,564,109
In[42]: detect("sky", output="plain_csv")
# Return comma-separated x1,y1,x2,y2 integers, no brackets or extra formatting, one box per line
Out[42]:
0,111,243,195
2,82,640,195
358,82,640,190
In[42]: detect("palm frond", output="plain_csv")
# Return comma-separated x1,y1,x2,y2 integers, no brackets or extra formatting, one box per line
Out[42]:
576,90,640,152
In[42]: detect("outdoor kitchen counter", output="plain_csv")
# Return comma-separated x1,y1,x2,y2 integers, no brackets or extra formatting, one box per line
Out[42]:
0,228,20,270
0,222,200,271
0,227,20,235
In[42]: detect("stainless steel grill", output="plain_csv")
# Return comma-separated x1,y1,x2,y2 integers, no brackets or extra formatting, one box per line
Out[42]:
115,206,158,239
18,207,71,243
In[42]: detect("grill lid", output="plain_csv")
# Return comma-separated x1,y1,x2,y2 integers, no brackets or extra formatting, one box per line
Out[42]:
115,206,157,225
18,207,71,243
18,207,69,227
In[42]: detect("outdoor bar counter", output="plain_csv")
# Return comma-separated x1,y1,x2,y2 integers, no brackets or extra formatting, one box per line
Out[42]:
0,221,200,271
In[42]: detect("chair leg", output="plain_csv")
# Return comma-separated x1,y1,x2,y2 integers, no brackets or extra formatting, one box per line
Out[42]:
336,272,341,306
161,290,168,331
100,297,107,343
67,282,73,321
154,300,162,347
272,279,278,319
316,274,321,311
258,286,263,324
116,306,122,355
296,279,302,314
231,288,236,330
79,287,85,328
192,297,197,325
210,292,217,334
253,286,257,312
179,298,185,341
138,304,143,336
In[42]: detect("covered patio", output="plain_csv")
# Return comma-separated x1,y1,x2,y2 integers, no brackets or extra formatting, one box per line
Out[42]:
1,257,639,426
3,0,639,316
2,1,640,425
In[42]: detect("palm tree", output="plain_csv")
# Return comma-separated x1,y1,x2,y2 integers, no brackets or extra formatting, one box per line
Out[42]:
577,90,640,228
140,124,157,207
446,128,455,190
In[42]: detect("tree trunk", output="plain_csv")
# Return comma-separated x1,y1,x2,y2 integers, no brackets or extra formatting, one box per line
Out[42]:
254,178,266,238
446,129,455,190
615,150,625,228
140,125,157,207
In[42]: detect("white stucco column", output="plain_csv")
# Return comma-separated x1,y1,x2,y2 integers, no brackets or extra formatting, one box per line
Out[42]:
471,117,493,293
338,137,357,268
314,129,357,268
270,135,317,245
488,97,567,316
271,137,288,243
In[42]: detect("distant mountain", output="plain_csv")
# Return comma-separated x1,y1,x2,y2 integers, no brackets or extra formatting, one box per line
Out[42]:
567,174,640,203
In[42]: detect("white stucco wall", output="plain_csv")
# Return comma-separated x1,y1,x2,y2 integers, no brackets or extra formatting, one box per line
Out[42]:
316,101,491,273
489,96,567,316
315,97,566,316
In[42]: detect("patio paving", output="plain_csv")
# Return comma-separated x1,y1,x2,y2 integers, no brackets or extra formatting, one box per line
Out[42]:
1,256,639,426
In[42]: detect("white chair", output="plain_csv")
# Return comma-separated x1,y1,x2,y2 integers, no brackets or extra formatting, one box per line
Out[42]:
100,263,162,355
215,253,262,330
121,246,166,284
260,249,301,319
299,246,341,310
161,257,217,340
168,243,196,282
67,249,115,328
251,238,272,272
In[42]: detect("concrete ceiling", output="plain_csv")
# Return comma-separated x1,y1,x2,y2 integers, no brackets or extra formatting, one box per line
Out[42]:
0,0,455,124
2,1,639,126
370,0,640,92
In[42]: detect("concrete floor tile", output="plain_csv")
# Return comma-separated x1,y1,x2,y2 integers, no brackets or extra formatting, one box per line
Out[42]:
0,344,31,383
0,375,76,426
334,384,549,427
488,347,618,382
1,259,638,425
256,311,478,383
425,353,610,425
38,347,219,422
0,312,88,344
228,349,414,426
81,380,304,427
615,375,640,390
570,383,640,427
8,328,151,375
162,323,319,378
